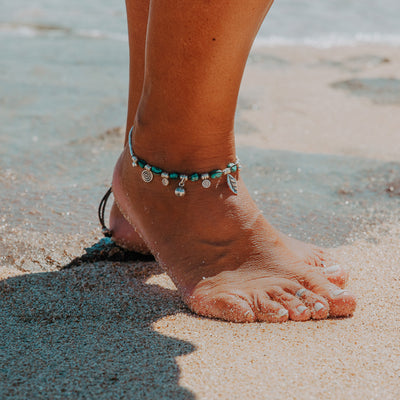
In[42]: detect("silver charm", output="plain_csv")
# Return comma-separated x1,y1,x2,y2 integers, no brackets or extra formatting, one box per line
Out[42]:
175,175,187,197
161,172,169,186
201,173,211,189
202,179,211,189
227,174,238,195
142,169,153,183
175,187,185,197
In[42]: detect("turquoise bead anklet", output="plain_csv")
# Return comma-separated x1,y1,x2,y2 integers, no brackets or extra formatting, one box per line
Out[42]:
128,127,241,197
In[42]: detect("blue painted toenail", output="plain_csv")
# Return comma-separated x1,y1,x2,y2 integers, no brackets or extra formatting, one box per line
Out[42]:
295,288,307,298
277,309,289,317
297,305,308,314
331,289,346,297
325,265,340,273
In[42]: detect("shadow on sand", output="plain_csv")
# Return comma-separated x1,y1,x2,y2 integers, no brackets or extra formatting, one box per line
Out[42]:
0,244,195,399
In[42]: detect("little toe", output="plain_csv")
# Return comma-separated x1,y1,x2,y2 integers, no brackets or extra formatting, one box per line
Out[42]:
190,292,256,323
268,286,311,321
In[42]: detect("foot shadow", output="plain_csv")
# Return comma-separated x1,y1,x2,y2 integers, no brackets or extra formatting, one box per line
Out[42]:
0,241,195,400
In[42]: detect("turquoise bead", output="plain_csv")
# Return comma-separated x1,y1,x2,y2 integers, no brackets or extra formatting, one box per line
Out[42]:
169,172,179,179
151,166,163,174
209,169,223,179
230,165,238,172
138,159,146,168
189,173,199,181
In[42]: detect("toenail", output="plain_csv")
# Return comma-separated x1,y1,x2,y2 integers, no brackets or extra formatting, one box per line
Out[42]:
324,265,340,274
297,305,308,314
295,288,307,298
277,309,289,318
331,288,346,297
314,302,325,312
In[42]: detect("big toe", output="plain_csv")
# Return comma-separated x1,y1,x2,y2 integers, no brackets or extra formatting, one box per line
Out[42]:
321,264,349,288
301,269,357,317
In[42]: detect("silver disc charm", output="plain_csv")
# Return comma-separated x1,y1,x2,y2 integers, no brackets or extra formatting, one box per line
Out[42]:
175,186,185,197
227,174,238,195
142,169,153,183
202,179,211,189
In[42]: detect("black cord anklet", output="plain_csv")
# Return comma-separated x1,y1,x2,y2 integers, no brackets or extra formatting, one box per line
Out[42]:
98,187,113,237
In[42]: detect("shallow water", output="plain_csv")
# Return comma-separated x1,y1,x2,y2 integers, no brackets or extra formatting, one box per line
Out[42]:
1,0,400,270
260,0,400,46
1,0,400,46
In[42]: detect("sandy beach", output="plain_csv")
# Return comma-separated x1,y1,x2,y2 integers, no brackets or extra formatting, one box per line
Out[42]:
1,12,400,400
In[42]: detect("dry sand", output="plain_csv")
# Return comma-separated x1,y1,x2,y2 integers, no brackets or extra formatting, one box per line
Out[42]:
1,44,400,399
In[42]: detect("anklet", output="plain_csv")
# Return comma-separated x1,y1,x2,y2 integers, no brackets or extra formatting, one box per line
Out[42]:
128,127,241,197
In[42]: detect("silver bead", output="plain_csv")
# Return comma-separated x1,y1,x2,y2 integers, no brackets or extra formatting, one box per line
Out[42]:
175,186,185,197
161,172,169,186
142,169,153,183
144,164,151,171
223,168,230,175
201,173,209,180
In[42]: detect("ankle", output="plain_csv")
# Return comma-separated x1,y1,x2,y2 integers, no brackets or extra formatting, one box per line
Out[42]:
124,126,241,198
131,119,237,173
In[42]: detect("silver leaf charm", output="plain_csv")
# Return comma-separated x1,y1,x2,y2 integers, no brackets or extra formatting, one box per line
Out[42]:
227,174,238,195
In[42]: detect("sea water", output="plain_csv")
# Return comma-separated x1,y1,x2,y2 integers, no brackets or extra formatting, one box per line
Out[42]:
1,0,399,237
259,0,400,47
1,0,400,47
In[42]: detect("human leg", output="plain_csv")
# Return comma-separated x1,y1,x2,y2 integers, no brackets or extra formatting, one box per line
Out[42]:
111,0,356,322
108,1,347,284
109,0,151,251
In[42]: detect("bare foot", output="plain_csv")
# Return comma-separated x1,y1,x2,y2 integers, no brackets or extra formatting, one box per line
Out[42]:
111,148,356,323
109,202,151,254
278,233,348,287
108,195,348,288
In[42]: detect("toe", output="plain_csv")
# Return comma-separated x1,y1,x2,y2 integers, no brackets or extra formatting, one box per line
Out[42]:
321,264,349,288
298,269,357,317
325,286,357,317
253,291,289,323
189,292,256,323
292,288,329,320
267,286,312,321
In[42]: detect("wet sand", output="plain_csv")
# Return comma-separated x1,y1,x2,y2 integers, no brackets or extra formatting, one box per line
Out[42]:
1,29,400,400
